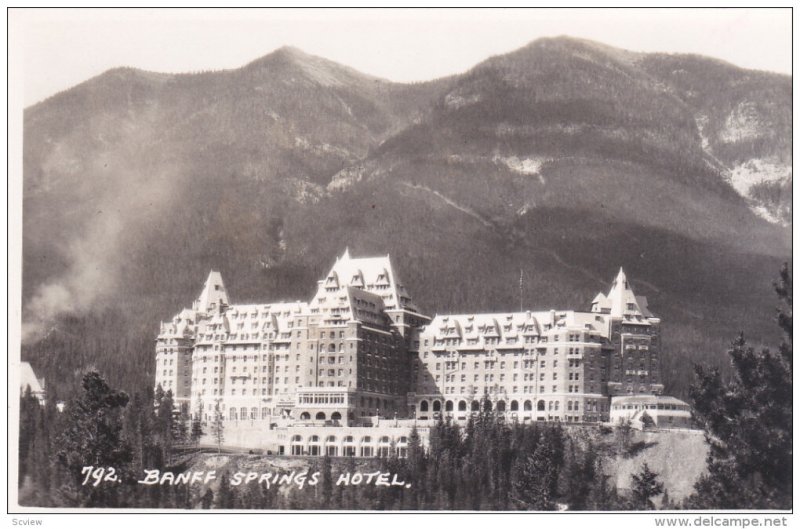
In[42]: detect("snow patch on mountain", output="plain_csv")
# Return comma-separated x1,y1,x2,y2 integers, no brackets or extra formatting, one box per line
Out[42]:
726,159,792,226
493,155,550,183
720,101,764,143
727,159,791,196
444,92,482,110
294,136,352,159
283,178,326,205
328,164,369,192
750,205,784,225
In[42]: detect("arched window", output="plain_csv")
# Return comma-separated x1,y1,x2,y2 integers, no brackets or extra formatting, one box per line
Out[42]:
316,411,326,421
331,411,342,422
537,400,546,411
308,435,321,456
419,400,429,412
458,400,467,412
261,407,269,419
524,400,532,411
510,400,519,411
300,411,311,420
230,408,238,420
240,407,247,420
325,436,338,456
471,400,480,412
378,436,392,457
343,436,356,457
496,400,506,412
397,436,409,458
290,435,304,455
483,400,493,412
250,407,257,420
432,400,441,412
360,436,374,457
445,400,454,412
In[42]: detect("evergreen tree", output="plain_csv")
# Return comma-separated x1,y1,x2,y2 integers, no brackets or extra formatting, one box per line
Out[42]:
190,415,204,446
630,462,664,510
639,411,655,430
662,488,672,510
200,488,214,509
31,399,55,504
563,440,596,510
18,386,39,487
320,454,333,509
156,390,175,463
512,430,558,510
688,264,792,509
215,471,234,509
210,402,225,453
175,415,189,446
55,371,132,507
405,425,425,508
615,418,634,453
587,461,616,511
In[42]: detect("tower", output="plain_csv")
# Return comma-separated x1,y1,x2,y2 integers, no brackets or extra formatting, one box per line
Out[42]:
592,269,663,396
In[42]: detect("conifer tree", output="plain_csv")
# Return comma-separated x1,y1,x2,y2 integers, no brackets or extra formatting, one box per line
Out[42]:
630,462,664,510
210,402,225,453
512,430,558,510
688,264,792,509
639,411,655,430
18,386,39,487
55,371,132,507
200,488,214,509
405,425,425,508
320,454,333,509
587,461,616,510
563,440,596,510
157,390,175,462
190,415,204,446
215,471,234,509
662,488,672,510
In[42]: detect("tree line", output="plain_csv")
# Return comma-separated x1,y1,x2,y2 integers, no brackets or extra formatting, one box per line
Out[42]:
17,266,792,510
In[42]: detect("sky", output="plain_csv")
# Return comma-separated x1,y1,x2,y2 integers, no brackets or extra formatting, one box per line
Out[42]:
10,7,793,107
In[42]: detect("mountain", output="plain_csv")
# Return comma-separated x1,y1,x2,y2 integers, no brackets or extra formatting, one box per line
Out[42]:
638,51,792,224
23,45,446,323
20,37,790,400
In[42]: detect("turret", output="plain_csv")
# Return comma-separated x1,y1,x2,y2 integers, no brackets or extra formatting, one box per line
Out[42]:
591,268,653,318
193,270,228,314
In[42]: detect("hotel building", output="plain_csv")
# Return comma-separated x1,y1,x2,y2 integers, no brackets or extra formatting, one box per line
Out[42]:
155,249,663,429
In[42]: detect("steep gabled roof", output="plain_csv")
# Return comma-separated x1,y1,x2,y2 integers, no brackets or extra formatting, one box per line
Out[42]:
194,270,229,314
311,248,420,312
591,268,654,318
20,362,45,396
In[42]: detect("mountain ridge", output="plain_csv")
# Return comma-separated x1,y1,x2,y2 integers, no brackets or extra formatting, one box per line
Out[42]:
20,36,791,401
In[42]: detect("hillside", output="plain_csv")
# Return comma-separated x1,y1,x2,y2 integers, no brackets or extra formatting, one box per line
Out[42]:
20,37,790,401
176,427,707,507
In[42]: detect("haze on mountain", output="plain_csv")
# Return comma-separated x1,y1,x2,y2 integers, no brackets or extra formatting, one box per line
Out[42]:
21,36,791,399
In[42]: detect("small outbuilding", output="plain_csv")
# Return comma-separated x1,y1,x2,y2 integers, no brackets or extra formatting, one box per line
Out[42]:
610,394,692,429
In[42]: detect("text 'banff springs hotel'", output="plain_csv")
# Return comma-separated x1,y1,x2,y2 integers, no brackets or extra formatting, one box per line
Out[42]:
155,249,664,429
